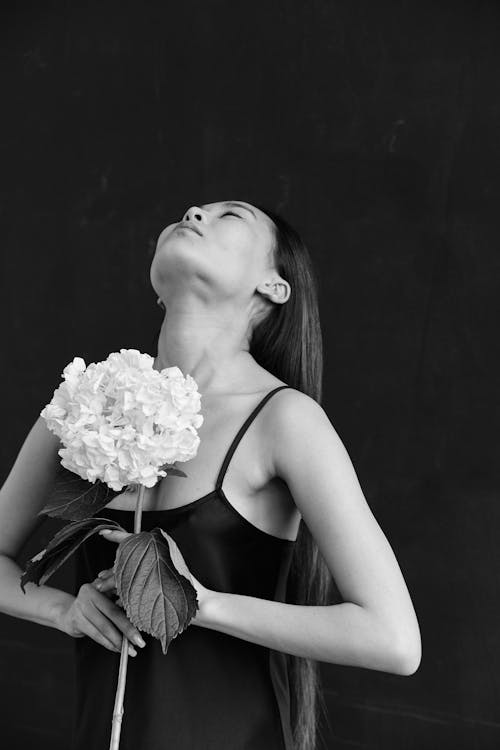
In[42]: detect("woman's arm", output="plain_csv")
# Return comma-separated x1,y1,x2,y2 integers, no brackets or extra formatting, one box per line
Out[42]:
199,390,422,676
0,416,75,629
96,389,422,675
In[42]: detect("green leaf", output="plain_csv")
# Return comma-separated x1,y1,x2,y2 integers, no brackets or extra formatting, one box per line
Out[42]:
114,528,199,654
39,463,122,520
20,517,125,593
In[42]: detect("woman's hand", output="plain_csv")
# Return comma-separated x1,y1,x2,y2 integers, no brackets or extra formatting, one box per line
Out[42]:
98,528,211,626
55,581,147,656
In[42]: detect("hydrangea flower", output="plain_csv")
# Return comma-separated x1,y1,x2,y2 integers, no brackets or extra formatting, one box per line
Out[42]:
40,349,203,491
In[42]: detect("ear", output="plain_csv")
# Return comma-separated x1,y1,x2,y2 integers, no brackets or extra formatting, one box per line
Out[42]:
256,276,291,305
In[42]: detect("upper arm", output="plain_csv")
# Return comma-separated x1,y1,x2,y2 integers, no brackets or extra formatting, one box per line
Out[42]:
0,415,62,559
269,389,420,649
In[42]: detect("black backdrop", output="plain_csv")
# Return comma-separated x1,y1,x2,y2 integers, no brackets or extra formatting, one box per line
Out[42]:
1,1,499,748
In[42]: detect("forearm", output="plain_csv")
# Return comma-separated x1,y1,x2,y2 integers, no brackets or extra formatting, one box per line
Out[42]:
199,591,409,675
0,553,74,631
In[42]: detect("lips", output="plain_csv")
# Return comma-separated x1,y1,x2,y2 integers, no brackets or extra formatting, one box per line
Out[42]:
175,222,203,236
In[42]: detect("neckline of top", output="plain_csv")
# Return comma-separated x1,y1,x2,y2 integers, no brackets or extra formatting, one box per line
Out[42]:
106,488,218,516
101,385,294,538
103,488,297,544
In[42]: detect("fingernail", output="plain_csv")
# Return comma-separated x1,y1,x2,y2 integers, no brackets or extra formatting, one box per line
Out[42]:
128,645,137,657
134,634,146,647
98,570,107,578
95,581,102,590
100,530,112,535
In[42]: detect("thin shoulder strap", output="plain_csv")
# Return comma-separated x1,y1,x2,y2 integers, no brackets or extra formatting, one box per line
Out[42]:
215,385,291,490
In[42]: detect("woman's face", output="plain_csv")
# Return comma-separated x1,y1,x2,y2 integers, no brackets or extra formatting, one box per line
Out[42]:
151,200,277,301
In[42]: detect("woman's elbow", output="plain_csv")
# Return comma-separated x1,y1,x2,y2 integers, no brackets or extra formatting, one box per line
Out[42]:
392,632,422,676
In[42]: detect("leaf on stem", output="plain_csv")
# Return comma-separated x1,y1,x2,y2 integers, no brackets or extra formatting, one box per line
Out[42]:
39,464,123,520
154,462,188,480
159,465,187,479
39,464,187,520
20,517,125,593
114,528,199,654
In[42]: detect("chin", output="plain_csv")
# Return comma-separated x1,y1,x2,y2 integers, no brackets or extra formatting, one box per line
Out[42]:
150,245,200,288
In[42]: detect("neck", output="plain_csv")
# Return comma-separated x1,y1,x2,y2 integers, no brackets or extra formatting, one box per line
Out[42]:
154,307,254,395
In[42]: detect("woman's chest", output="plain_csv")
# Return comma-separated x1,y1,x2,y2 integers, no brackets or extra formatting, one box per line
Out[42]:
105,402,300,540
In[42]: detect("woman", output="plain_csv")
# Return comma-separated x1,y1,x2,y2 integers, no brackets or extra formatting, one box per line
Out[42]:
0,200,421,750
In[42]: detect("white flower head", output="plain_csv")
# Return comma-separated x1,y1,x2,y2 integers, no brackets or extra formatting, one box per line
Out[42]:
40,349,204,491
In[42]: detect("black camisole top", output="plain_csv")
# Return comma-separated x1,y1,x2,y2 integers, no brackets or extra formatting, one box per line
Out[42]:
71,384,297,750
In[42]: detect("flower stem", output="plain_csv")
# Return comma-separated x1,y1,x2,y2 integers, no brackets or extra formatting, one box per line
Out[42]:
134,483,145,533
109,483,146,750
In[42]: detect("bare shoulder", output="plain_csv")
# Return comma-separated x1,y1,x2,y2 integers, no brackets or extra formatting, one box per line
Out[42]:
0,415,62,558
261,386,338,471
265,386,333,436
12,415,62,468
269,386,325,413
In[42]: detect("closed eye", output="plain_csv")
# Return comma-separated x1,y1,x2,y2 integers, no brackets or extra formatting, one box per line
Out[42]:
221,211,242,218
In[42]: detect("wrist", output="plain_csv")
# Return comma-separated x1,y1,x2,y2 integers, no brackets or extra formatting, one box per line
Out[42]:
46,592,74,633
192,586,221,629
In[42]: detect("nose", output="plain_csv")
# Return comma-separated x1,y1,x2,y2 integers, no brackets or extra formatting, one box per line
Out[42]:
183,206,207,224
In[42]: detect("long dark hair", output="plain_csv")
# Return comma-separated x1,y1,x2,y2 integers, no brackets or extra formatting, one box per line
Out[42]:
249,204,339,750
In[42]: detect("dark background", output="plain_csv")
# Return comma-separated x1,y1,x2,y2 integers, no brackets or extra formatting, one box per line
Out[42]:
1,1,499,748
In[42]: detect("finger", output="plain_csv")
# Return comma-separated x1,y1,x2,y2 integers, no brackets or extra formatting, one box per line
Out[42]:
81,608,136,655
94,594,146,649
97,568,113,579
91,577,116,601
86,599,141,654
99,529,131,543
93,577,116,594
84,621,137,657
94,587,116,602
